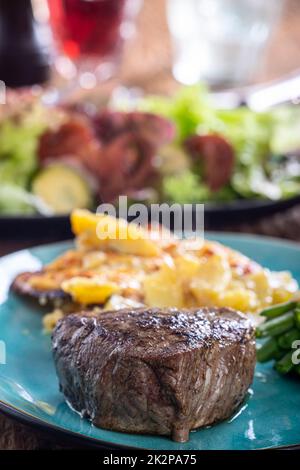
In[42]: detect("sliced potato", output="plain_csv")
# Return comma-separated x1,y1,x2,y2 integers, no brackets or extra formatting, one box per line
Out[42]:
219,289,257,312
245,270,272,306
191,254,232,290
104,295,144,311
189,286,221,308
62,276,119,305
43,309,64,332
143,263,184,308
71,209,160,257
175,254,201,282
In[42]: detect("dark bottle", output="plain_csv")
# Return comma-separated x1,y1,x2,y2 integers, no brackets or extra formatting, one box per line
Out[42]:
0,0,50,88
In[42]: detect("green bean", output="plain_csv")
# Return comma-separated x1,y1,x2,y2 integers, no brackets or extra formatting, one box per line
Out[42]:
294,308,300,330
275,351,294,375
256,312,294,338
277,328,300,349
274,349,287,361
257,338,279,363
259,301,297,319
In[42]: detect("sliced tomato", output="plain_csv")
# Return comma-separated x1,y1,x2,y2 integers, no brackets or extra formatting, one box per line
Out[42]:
185,134,235,192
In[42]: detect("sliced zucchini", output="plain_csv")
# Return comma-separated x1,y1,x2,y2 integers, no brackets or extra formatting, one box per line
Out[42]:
32,164,93,215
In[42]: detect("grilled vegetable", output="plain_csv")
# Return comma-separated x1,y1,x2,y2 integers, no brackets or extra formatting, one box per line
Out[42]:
11,271,69,302
259,301,297,319
256,301,300,377
256,337,279,363
277,328,300,349
275,351,294,375
32,164,93,214
256,311,294,338
294,307,300,329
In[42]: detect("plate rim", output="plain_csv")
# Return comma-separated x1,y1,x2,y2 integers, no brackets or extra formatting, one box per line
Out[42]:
1,230,300,263
1,395,299,451
0,399,139,450
1,232,300,450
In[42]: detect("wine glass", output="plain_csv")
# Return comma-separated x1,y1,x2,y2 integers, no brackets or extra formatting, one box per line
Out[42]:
47,0,141,95
167,0,284,87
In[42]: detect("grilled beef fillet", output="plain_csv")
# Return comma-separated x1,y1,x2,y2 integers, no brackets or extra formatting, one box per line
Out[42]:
52,307,255,442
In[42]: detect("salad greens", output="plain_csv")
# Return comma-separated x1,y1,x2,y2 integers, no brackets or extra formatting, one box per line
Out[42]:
0,101,48,214
0,184,46,215
141,85,300,203
163,170,236,204
1,85,300,216
140,84,216,141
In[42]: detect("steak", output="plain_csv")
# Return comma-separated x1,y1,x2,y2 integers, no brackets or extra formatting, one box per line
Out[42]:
52,307,256,442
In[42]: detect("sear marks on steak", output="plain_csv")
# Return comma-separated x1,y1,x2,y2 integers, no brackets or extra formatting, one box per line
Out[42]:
52,307,256,442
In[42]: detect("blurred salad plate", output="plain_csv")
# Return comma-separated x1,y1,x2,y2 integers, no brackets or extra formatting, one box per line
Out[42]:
1,81,300,240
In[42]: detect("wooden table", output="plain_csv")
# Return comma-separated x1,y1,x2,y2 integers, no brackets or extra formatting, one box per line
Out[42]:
2,0,300,450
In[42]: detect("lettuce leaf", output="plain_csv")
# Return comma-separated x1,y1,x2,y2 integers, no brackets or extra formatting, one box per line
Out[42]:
163,170,236,203
140,84,219,141
141,85,300,201
0,101,49,214
0,101,47,189
0,184,38,215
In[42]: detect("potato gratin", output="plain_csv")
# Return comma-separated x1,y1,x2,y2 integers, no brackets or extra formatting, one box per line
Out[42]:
13,210,298,331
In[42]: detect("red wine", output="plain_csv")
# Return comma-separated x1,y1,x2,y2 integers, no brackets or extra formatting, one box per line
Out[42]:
48,0,128,60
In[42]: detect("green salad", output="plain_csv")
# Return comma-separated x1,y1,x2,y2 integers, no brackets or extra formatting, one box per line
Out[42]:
0,96,93,216
1,85,300,216
0,99,49,214
140,85,300,204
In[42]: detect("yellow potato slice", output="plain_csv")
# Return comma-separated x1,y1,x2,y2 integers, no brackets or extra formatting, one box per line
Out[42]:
143,263,184,308
175,254,201,282
62,276,119,305
191,254,232,291
270,271,299,305
43,309,64,333
245,270,272,306
189,286,220,308
104,295,144,311
219,289,257,312
71,209,160,257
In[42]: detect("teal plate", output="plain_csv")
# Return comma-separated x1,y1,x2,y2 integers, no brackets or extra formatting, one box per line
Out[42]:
1,234,300,450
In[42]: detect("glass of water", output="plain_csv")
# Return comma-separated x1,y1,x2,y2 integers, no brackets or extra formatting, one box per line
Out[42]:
167,0,284,87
